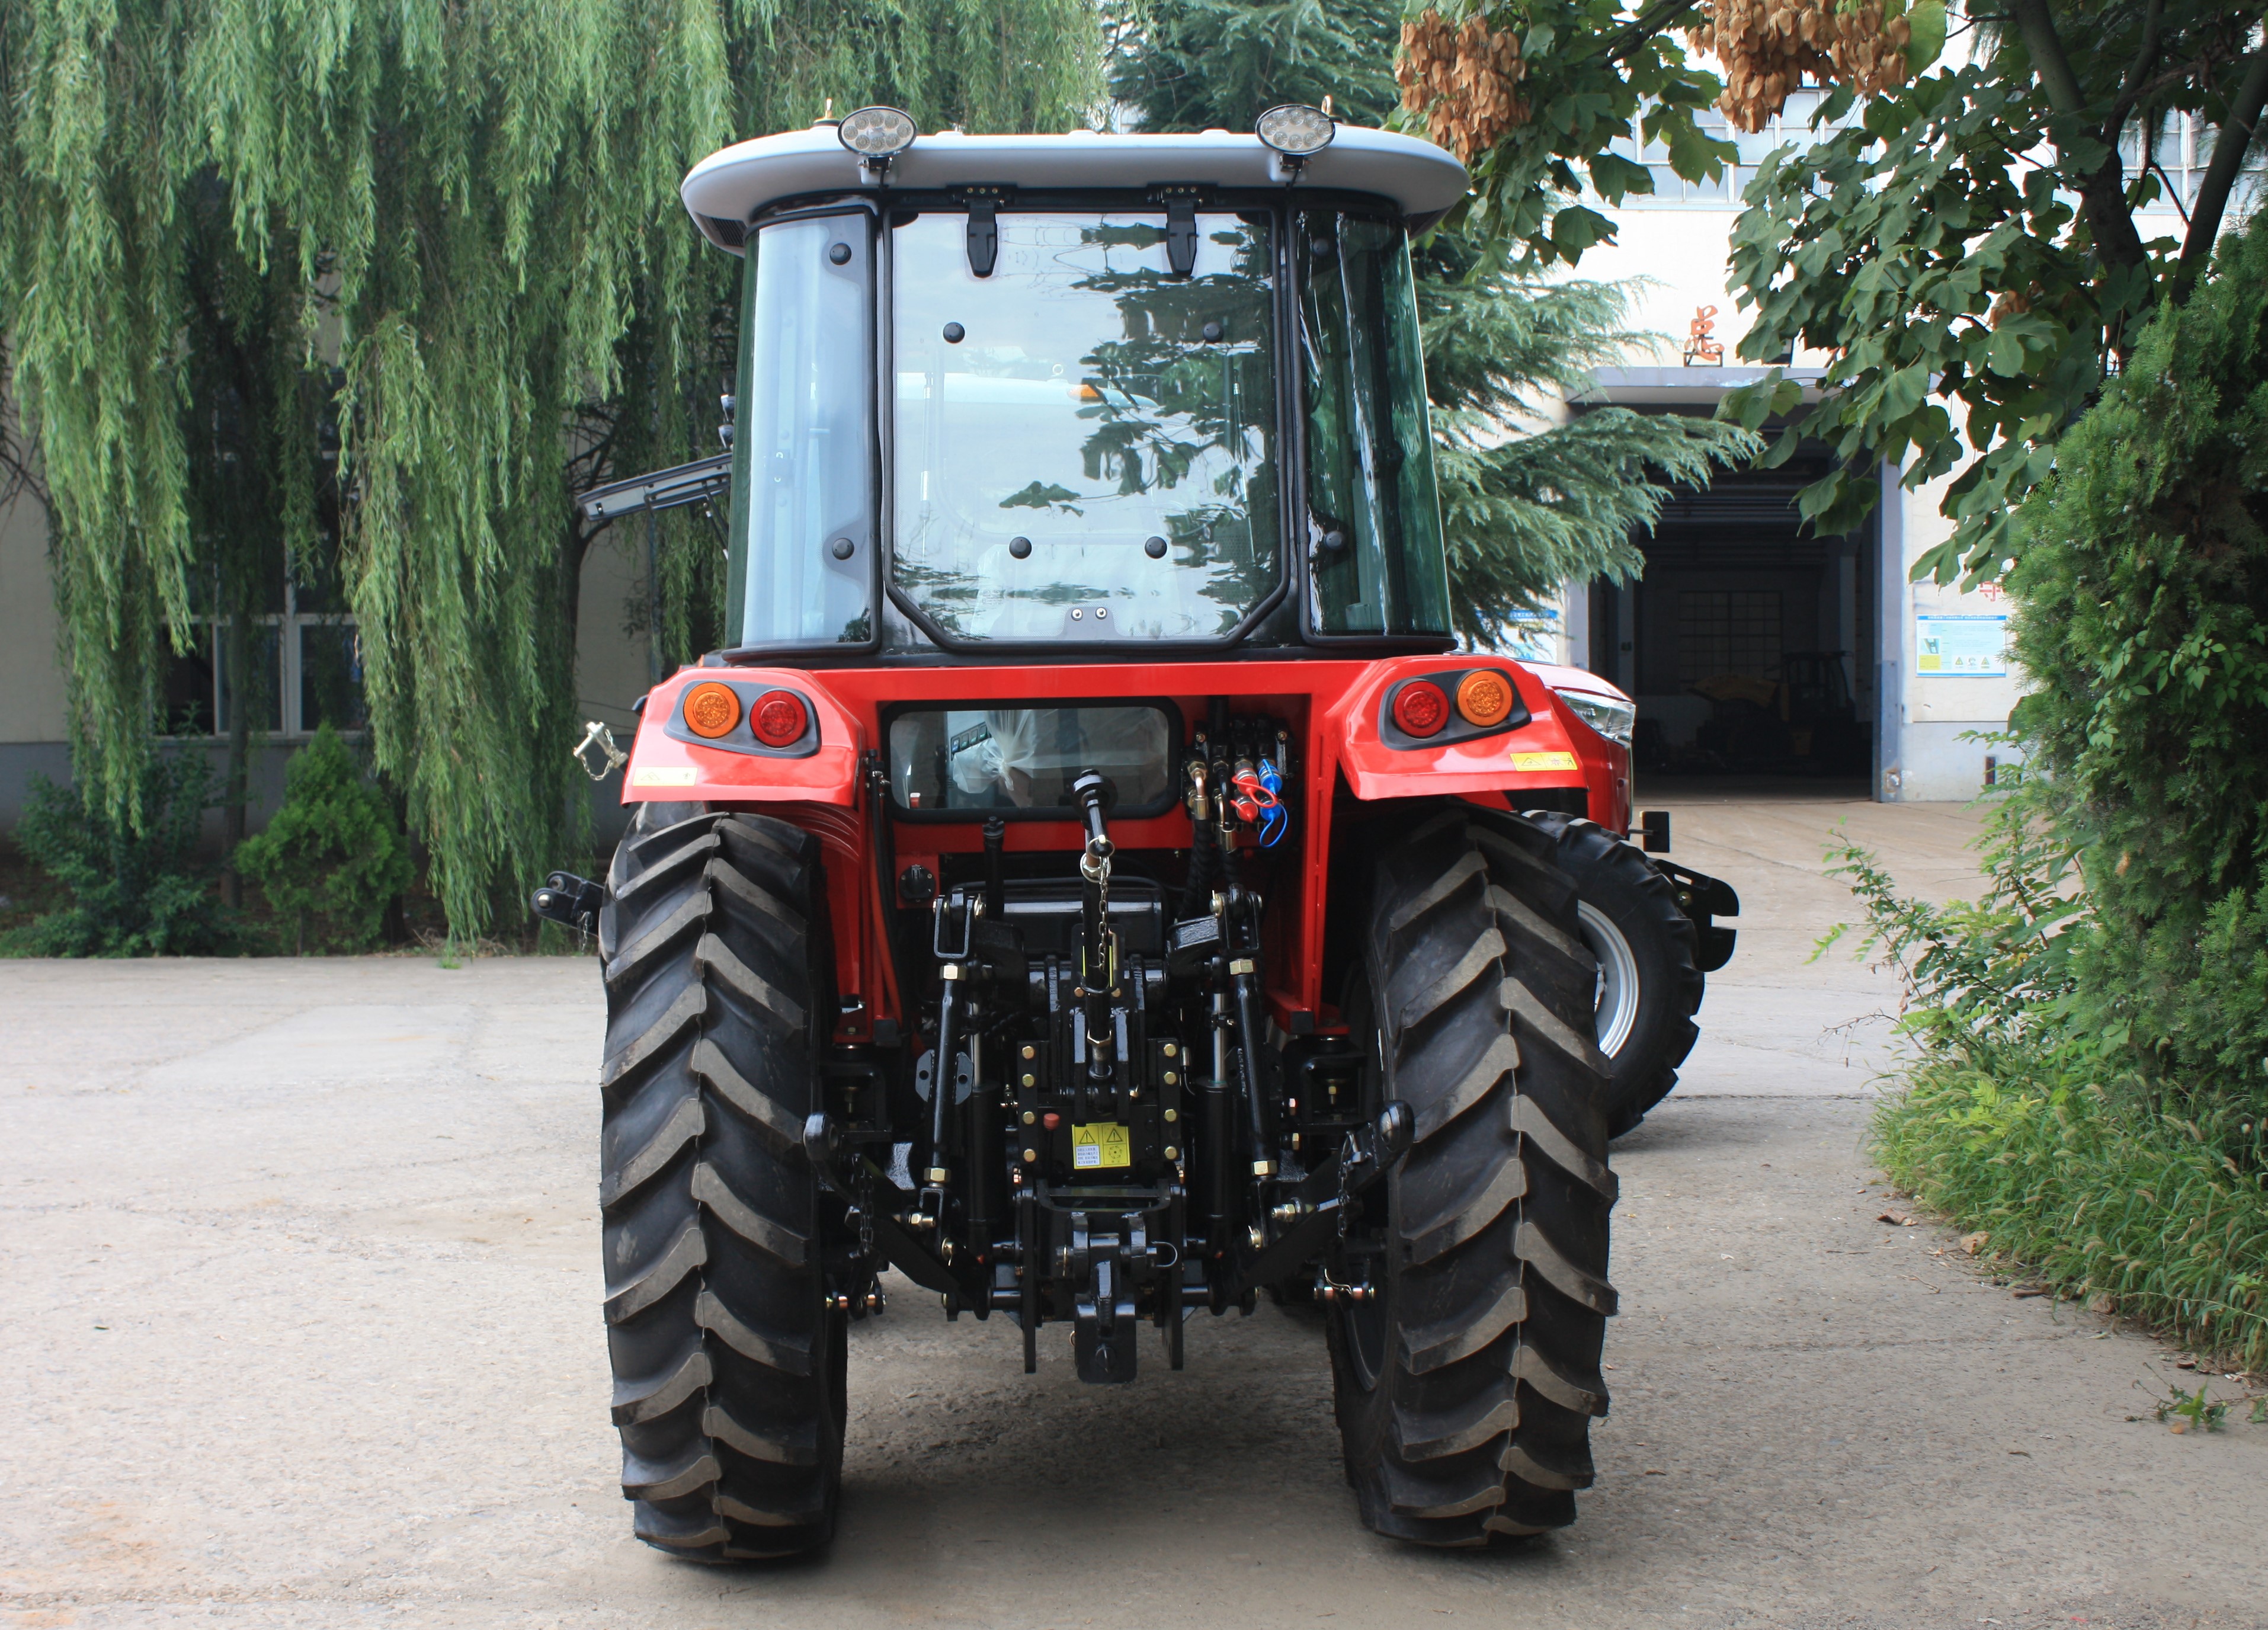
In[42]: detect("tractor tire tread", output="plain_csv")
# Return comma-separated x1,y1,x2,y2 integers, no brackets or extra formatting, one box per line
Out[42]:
1330,808,1616,1548
598,809,843,1562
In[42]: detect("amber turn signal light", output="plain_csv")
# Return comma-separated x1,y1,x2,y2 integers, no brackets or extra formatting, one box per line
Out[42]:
751,689,809,748
1391,680,1449,738
682,681,741,739
1455,669,1516,729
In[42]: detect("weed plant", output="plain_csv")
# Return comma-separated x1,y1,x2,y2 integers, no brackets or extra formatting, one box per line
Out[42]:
1833,770,2268,1373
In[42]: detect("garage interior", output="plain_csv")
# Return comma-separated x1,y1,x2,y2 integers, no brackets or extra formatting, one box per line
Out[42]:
1584,444,1877,790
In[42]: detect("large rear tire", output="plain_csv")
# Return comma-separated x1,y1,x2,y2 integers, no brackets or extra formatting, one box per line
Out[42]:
1327,808,1618,1545
1525,813,1705,1138
597,809,845,1561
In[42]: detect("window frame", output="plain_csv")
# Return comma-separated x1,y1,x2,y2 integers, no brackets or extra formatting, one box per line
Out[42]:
719,201,886,658
163,580,367,741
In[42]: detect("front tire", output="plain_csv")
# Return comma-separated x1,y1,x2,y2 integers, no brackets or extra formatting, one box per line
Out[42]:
1327,809,1617,1545
1526,814,1705,1138
597,809,845,1561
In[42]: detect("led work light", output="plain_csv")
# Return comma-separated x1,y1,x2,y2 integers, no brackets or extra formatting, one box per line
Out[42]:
838,106,917,166
1255,104,1336,158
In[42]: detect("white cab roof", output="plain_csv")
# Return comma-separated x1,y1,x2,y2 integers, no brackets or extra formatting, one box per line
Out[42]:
679,123,1469,252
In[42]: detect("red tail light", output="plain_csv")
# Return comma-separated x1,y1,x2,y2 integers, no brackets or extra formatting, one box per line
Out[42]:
751,690,809,748
1391,680,1449,738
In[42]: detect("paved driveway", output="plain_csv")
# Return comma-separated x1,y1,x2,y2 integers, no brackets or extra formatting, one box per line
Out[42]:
4,795,2263,1629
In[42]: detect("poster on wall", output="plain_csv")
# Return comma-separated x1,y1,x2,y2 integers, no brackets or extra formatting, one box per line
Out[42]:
1915,613,2008,677
1497,606,1564,665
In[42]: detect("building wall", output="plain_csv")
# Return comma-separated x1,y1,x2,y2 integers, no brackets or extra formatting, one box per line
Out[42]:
0,472,658,844
0,486,69,827
1561,193,2033,804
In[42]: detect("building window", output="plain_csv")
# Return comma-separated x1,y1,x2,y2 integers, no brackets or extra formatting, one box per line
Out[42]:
164,581,366,738
2125,111,2268,216
1678,588,1782,683
1603,89,1866,210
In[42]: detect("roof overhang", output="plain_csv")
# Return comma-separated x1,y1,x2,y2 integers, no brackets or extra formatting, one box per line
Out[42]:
679,123,1471,253
1572,366,1830,408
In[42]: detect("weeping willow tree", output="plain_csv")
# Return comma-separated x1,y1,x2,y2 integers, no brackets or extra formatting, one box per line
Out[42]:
0,0,1101,937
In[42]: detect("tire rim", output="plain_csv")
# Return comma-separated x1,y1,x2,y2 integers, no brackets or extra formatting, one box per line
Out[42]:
1577,900,1641,1059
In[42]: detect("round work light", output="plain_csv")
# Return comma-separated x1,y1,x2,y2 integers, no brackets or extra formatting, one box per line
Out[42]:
838,106,918,161
1391,680,1449,739
1455,670,1516,729
1256,104,1337,158
681,681,741,739
751,689,810,748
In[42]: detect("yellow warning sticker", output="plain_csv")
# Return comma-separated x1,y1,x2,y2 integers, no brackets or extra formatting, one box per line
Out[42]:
631,765,699,787
1071,1122,1132,1170
1510,750,1579,773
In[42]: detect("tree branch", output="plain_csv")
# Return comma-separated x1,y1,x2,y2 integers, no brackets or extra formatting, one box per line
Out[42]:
2176,45,2268,299
1601,0,1703,65
2009,0,2150,298
2110,0,2166,129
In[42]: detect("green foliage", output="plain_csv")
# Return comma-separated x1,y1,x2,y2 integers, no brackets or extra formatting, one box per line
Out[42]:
0,0,1103,942
1817,758,2086,1042
3,755,226,957
1876,1056,2268,1375
1831,789,2268,1373
1420,258,1758,639
2005,209,2268,1103
1725,3,2268,581
1114,0,1754,636
233,726,414,953
1109,0,1401,128
2150,1383,2229,1432
1406,0,1735,267
1429,3,2267,583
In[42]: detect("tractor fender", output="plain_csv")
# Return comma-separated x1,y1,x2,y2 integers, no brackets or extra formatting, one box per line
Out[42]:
620,667,865,806
1323,657,1626,830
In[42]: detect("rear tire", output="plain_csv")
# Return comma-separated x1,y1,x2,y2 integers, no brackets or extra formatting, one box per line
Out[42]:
597,808,845,1561
1327,808,1617,1545
1525,813,1704,1138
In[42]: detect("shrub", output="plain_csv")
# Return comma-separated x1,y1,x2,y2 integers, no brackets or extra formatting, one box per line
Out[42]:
233,726,414,953
2007,209,2268,1113
2,752,226,956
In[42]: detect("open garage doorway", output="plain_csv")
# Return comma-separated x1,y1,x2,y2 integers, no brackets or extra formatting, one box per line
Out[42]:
1585,449,1876,796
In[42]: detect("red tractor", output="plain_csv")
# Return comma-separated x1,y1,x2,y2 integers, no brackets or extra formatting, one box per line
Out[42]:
537,104,1737,1559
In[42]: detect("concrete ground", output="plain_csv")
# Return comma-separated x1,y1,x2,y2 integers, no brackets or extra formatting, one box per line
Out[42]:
4,794,2264,1630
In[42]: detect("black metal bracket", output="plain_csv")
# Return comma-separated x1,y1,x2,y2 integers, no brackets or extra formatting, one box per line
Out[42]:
530,871,603,934
953,185,1013,277
1234,1099,1411,1296
803,1113,970,1299
1157,186,1203,278
1655,858,1741,973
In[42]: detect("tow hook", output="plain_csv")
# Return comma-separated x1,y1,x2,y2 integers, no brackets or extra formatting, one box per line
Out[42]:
530,872,603,934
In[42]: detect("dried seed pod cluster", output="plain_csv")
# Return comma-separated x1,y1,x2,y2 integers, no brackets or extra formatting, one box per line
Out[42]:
1398,9,1528,162
1687,0,1912,133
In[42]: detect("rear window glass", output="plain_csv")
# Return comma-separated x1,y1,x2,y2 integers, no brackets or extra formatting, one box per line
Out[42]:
890,212,1279,644
888,704,1177,815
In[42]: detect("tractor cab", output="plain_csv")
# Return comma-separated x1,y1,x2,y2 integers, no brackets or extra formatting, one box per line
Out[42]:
679,114,1468,657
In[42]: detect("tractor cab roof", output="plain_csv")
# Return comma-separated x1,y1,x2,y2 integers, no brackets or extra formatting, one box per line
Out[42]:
679,123,1470,254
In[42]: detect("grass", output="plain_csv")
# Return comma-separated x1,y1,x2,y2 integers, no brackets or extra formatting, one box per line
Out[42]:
1873,1039,2268,1374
